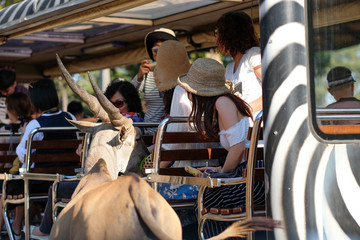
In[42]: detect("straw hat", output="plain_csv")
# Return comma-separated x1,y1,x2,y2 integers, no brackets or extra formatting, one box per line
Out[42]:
177,58,233,97
145,28,177,61
154,40,191,92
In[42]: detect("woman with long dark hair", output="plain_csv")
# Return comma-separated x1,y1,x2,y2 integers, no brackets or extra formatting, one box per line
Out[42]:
178,58,265,238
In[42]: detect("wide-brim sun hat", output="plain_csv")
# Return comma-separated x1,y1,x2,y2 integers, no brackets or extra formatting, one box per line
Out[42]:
177,58,233,97
154,40,191,92
145,28,177,61
327,66,356,88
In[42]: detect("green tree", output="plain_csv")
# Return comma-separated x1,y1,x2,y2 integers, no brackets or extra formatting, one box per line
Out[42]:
0,0,23,9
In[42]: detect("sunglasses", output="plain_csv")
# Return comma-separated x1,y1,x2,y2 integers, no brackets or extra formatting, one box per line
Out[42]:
152,46,160,55
111,100,125,108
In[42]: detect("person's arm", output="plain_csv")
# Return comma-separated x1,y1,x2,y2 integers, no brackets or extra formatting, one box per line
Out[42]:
216,96,246,173
131,60,153,89
249,96,263,113
248,65,262,112
16,119,41,163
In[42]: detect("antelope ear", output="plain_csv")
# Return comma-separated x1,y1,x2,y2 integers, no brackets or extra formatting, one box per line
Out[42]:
67,118,99,133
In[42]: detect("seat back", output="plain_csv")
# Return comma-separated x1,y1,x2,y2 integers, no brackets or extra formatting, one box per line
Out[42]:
24,127,82,175
148,117,227,190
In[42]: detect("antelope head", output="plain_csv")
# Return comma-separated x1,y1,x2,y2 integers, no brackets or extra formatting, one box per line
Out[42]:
56,54,149,179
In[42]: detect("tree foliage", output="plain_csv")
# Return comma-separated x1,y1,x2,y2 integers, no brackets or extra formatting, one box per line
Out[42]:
0,0,22,9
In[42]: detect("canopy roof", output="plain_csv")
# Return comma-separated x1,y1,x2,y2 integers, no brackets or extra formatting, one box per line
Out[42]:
0,0,359,82
0,0,260,82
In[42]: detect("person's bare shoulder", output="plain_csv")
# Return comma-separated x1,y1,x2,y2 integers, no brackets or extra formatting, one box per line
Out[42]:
215,96,239,126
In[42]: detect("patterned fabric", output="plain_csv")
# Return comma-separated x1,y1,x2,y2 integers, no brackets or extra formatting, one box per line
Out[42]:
194,162,265,239
157,183,200,200
122,112,143,123
131,72,165,134
157,183,200,228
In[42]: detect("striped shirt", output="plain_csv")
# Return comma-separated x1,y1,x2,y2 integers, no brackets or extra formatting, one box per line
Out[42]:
131,71,164,134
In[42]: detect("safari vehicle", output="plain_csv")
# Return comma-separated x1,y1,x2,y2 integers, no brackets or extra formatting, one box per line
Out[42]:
0,0,360,239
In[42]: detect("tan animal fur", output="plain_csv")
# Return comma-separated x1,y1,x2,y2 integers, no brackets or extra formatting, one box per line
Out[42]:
50,159,182,240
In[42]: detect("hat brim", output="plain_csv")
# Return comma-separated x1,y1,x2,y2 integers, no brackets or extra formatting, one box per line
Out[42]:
145,32,177,61
177,74,233,97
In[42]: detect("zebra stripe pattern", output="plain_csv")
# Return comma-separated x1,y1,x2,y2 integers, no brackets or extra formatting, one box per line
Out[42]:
260,0,360,239
0,0,74,27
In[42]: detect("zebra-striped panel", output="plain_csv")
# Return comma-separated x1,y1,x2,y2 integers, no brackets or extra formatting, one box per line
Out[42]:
260,0,360,239
0,0,85,30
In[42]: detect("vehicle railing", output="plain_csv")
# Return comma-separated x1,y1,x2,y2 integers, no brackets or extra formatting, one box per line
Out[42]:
316,108,360,121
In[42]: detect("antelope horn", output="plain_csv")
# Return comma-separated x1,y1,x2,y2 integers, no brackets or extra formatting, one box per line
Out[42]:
88,72,133,129
56,54,110,122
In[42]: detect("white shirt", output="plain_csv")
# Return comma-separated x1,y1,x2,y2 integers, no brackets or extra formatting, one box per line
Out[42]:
16,111,76,167
219,117,250,151
225,47,262,104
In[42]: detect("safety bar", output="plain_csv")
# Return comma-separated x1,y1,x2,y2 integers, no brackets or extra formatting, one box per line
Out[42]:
316,108,360,120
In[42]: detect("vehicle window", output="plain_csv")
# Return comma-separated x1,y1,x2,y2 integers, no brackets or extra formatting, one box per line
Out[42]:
308,0,360,140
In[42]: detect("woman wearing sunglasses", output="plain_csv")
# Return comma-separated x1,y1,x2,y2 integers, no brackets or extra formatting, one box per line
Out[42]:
104,79,144,123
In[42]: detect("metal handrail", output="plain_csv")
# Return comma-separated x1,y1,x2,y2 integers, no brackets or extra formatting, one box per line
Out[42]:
316,108,360,121
316,115,360,120
316,108,360,114
0,132,22,137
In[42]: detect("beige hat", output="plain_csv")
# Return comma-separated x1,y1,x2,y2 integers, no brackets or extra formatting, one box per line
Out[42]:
154,40,191,92
144,28,177,61
177,58,233,97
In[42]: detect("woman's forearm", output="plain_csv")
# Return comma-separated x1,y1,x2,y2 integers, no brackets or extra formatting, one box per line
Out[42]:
221,144,244,173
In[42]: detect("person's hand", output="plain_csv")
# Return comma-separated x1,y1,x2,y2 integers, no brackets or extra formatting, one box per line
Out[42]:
137,60,153,82
197,166,223,177
75,143,83,157
197,166,218,173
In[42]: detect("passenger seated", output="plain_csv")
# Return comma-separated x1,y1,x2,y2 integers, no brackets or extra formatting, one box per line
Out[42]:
104,78,144,123
131,28,178,134
152,40,200,200
177,58,265,238
0,68,28,124
5,79,76,239
30,78,145,239
67,101,84,121
0,93,33,232
325,66,360,125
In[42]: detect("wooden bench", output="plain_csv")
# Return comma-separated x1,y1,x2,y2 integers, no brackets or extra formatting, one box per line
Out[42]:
2,126,82,240
146,113,265,239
